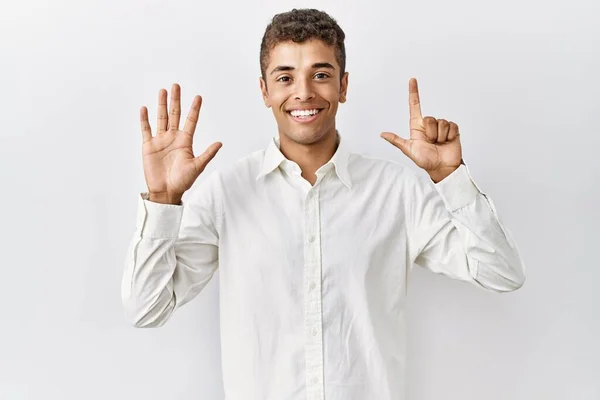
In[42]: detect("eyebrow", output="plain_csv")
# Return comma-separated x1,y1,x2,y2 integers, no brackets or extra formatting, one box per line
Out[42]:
269,62,336,75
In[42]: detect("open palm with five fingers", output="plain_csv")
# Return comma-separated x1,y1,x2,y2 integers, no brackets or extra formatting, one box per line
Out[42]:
140,83,222,204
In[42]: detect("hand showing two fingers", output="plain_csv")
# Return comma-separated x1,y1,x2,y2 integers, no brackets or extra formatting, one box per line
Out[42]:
381,78,463,180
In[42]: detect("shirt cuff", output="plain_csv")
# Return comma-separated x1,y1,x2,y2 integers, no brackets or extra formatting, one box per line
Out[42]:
433,163,482,212
136,192,184,238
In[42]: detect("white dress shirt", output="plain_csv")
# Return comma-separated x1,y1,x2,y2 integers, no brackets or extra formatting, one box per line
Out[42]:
121,133,525,400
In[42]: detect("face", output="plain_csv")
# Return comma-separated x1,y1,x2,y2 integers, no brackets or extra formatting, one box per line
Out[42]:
260,39,349,146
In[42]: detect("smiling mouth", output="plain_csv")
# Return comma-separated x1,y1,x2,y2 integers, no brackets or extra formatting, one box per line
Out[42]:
286,108,324,121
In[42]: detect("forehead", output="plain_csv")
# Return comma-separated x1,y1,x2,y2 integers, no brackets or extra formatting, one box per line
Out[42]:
267,39,338,69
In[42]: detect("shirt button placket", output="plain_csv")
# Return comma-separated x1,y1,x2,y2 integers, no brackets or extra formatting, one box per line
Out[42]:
303,186,324,400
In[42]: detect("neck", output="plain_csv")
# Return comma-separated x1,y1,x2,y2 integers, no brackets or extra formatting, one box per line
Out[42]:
278,129,339,185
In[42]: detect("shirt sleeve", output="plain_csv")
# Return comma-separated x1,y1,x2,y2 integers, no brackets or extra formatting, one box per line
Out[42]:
405,163,526,292
121,173,222,328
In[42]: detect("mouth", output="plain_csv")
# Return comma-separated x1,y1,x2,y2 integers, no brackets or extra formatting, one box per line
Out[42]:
286,108,324,124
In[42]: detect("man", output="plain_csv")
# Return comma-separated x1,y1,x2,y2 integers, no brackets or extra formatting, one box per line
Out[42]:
121,8,525,400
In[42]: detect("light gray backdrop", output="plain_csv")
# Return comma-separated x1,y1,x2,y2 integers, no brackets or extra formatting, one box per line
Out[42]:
1,0,598,398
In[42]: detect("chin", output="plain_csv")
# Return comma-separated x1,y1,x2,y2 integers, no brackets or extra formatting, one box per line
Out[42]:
281,121,336,145
283,129,329,145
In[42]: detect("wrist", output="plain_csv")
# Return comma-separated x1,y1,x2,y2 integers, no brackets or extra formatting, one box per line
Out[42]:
148,191,182,205
428,166,459,183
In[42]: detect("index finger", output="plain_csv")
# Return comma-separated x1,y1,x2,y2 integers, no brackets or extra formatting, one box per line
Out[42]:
409,77,422,122
182,95,202,137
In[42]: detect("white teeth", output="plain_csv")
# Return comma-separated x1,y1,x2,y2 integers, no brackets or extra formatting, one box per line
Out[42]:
290,109,320,117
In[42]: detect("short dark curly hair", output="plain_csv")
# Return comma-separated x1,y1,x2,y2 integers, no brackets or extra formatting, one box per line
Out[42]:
260,9,346,83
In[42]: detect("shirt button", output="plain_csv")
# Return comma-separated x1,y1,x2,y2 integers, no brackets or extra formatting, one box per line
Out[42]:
309,282,316,291
312,377,319,384
308,234,315,243
312,328,318,336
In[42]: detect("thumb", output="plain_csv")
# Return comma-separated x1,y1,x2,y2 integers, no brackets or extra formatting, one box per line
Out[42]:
193,142,222,173
381,132,411,157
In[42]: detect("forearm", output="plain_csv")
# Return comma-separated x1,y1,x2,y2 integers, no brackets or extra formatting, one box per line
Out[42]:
434,165,526,291
121,195,184,327
121,192,220,327
449,195,525,291
410,164,526,292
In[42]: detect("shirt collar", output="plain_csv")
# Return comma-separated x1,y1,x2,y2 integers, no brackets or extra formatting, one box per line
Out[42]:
256,131,352,189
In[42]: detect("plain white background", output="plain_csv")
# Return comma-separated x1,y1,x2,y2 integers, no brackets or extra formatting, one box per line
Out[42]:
1,0,598,398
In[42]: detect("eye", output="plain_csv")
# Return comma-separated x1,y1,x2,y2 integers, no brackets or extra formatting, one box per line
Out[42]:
276,76,291,82
314,72,330,80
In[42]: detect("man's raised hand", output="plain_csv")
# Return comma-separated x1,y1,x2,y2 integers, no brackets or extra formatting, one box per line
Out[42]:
381,78,463,183
140,83,222,204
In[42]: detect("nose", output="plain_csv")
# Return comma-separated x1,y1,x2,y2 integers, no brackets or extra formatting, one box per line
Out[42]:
294,78,315,101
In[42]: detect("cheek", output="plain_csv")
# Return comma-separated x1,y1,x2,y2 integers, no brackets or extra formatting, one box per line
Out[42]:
320,86,341,105
269,93,289,114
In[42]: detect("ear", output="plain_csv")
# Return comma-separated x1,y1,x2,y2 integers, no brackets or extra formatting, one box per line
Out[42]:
259,77,271,108
339,72,349,103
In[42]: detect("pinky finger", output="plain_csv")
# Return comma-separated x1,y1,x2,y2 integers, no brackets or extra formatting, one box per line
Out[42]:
140,106,152,142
